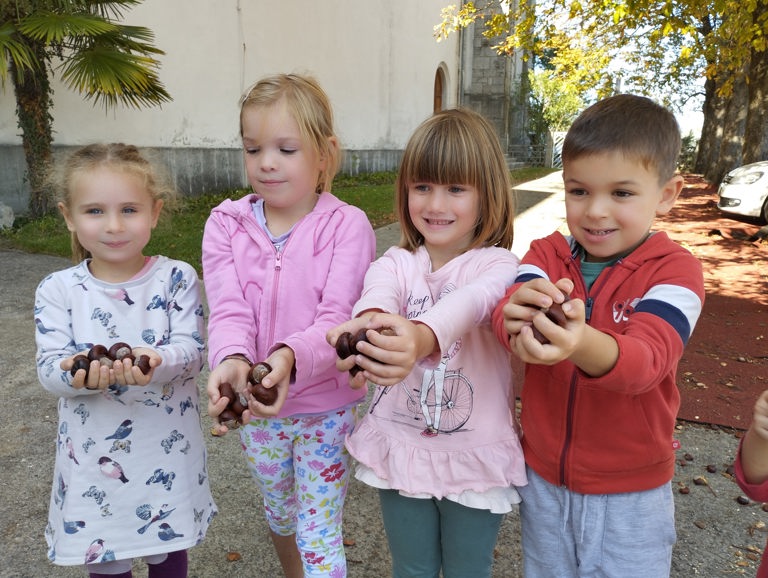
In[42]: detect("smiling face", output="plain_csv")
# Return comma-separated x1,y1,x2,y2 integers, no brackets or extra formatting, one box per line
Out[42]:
241,99,326,230
407,181,480,270
563,151,682,262
59,166,162,281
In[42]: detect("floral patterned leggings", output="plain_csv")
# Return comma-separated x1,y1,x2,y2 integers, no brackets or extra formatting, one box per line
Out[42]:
239,405,356,578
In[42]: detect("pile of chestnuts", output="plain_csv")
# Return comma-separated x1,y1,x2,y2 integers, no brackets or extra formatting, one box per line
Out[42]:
70,342,151,378
335,327,394,376
217,361,275,431
531,295,570,344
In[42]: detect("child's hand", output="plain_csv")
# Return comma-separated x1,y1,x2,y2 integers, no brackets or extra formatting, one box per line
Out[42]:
751,390,768,442
327,313,375,387
112,348,161,386
352,312,437,387
207,356,251,437
61,354,111,390
242,347,293,418
513,295,586,365
501,278,573,340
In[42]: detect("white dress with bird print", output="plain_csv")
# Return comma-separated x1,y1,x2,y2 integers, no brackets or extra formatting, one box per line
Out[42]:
35,256,217,566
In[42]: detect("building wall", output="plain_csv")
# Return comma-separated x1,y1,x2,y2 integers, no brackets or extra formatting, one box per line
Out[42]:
0,0,460,213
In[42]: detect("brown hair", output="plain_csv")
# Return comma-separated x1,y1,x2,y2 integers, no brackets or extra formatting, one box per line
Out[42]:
396,108,515,252
240,73,341,193
54,143,176,262
562,94,681,183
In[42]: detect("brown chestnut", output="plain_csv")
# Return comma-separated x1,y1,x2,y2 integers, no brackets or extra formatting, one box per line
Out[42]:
87,344,109,362
248,362,272,386
215,382,244,430
108,342,133,361
133,354,151,375
532,295,570,344
70,354,91,377
248,362,276,406
335,327,394,376
249,381,278,406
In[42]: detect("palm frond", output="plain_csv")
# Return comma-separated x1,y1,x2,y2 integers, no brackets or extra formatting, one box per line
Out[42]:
59,45,171,108
0,22,40,85
18,11,117,43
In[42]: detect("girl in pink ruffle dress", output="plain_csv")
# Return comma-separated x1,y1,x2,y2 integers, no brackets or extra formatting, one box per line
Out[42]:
328,108,526,577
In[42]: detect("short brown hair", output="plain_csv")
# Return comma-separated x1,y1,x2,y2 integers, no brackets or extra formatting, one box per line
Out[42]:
396,108,515,252
562,94,681,183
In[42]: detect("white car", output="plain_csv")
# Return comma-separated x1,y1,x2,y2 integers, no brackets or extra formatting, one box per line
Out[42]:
717,161,768,223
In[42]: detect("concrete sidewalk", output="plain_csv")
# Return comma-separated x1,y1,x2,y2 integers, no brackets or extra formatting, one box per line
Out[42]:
0,174,764,577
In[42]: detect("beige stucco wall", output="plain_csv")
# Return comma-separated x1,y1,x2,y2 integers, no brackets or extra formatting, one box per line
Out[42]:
0,0,459,151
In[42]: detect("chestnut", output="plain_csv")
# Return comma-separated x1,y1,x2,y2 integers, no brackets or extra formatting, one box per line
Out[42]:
87,344,109,362
334,327,395,376
70,354,90,377
215,382,248,430
248,362,276,406
108,342,132,361
531,295,570,344
133,354,151,375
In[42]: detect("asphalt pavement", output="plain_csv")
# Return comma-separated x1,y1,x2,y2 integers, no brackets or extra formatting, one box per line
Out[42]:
0,173,764,577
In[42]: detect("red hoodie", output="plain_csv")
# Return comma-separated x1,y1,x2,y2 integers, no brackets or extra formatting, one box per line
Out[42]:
492,231,705,494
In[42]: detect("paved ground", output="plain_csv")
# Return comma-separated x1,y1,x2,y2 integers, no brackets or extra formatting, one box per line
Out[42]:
1,174,765,577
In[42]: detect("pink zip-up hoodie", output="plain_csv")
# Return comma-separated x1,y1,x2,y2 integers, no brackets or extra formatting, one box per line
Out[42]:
202,192,376,416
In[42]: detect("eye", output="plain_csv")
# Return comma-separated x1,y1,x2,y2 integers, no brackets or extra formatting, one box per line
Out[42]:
567,188,587,197
448,185,466,194
614,189,633,198
244,145,260,155
280,148,297,155
85,207,103,215
412,183,431,193
122,206,138,214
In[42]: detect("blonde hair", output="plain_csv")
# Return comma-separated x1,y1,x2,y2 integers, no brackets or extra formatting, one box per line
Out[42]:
396,108,515,252
562,94,681,183
55,143,176,263
239,73,341,193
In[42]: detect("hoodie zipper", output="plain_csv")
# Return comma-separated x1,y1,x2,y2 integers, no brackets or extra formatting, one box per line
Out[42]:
557,258,621,487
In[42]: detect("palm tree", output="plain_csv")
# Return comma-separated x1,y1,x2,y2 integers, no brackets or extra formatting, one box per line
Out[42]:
0,0,170,218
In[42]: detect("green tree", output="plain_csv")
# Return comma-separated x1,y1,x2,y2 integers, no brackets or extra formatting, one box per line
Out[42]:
0,0,170,217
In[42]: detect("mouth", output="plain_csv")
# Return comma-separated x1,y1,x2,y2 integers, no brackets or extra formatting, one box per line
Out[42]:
424,217,454,226
105,241,130,248
584,228,616,237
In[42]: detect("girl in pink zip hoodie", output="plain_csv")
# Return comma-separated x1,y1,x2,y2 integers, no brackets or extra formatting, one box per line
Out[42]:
202,74,375,578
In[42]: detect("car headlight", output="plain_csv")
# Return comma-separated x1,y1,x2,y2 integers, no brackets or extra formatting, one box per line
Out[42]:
729,171,764,185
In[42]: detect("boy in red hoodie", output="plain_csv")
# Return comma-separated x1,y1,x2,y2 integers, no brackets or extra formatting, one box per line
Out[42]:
493,94,705,577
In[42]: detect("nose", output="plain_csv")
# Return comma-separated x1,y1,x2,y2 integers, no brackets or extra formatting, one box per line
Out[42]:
259,149,277,172
105,212,124,232
584,195,609,219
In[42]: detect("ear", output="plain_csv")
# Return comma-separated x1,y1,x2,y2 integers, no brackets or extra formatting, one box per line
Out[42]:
320,136,339,171
58,202,76,232
151,199,164,229
656,174,684,216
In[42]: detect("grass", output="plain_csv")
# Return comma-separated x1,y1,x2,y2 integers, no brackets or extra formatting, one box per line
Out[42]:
1,167,557,273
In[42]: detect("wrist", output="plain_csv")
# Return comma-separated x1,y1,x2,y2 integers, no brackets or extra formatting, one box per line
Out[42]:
221,353,252,366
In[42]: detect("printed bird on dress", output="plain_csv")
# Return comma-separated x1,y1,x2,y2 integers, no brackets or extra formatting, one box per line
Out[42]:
63,520,86,534
136,504,176,534
98,456,129,483
65,437,79,464
104,288,134,305
84,539,105,564
157,522,184,541
34,318,55,334
105,419,133,440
